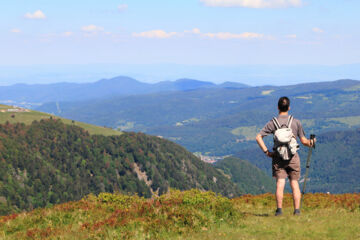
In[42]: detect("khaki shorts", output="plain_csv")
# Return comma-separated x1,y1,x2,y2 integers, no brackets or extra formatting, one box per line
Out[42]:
272,153,301,180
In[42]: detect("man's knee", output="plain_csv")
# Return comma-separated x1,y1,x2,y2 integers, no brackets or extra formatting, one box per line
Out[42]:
290,180,300,190
277,178,286,183
276,178,286,188
290,179,299,185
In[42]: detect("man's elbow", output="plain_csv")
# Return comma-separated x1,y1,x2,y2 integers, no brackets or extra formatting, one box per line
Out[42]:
255,134,263,142
300,137,308,145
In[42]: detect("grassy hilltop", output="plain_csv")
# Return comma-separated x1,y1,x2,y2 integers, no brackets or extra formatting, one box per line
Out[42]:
0,189,359,240
0,104,122,136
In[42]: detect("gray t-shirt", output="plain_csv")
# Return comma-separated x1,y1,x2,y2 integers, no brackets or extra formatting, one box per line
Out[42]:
260,114,305,179
259,114,305,140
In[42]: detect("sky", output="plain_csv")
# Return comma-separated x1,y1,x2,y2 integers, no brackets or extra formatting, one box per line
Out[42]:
1,0,360,85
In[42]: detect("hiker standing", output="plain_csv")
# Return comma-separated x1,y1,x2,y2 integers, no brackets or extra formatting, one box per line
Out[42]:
256,96,315,216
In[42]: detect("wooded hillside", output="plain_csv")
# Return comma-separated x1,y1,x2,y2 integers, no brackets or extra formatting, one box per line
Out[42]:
0,119,240,215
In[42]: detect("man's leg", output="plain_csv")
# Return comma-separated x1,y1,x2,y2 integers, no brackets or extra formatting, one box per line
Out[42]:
276,178,286,208
290,179,301,210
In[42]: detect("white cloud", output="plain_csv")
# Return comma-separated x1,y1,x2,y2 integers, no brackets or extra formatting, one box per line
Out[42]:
133,28,266,40
192,28,201,34
286,34,297,38
312,27,324,33
133,30,180,39
185,28,201,34
118,4,128,12
81,25,104,32
10,29,21,33
187,28,265,39
24,10,46,19
203,31,264,39
200,0,303,8
63,32,73,37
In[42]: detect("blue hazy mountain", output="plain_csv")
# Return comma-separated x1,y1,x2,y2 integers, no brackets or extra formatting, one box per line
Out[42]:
217,82,250,89
2,64,360,86
0,76,248,108
37,79,360,155
154,78,216,91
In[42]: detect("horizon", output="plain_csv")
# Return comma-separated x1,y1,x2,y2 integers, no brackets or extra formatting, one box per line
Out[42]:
1,63,360,87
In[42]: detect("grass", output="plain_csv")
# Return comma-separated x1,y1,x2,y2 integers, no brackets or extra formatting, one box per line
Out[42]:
300,116,360,130
300,118,316,128
344,84,360,92
295,96,312,100
193,193,360,240
176,118,200,127
192,209,360,240
0,190,359,240
231,126,260,140
0,105,122,136
328,116,360,127
261,90,274,95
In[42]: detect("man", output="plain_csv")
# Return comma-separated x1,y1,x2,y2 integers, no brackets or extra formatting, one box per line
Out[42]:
256,96,315,216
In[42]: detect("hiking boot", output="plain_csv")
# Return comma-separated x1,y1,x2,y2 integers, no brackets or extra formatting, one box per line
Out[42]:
275,208,283,216
293,209,300,216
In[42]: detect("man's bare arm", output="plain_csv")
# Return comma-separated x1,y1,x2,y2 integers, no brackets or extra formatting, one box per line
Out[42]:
256,134,268,152
300,136,316,147
256,134,273,158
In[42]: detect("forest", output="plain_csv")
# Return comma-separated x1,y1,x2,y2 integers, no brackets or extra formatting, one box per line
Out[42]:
0,119,240,215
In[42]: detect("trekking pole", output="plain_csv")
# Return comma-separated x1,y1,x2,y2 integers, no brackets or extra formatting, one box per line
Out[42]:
300,134,316,209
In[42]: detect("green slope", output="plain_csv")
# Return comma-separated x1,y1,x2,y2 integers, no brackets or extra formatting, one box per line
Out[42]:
0,104,121,136
0,119,240,215
302,128,360,193
0,190,359,239
236,128,360,193
214,157,275,194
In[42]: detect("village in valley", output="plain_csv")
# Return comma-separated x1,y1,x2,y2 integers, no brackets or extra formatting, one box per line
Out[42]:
194,153,229,164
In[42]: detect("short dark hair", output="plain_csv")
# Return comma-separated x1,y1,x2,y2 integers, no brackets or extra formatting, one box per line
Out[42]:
278,96,290,112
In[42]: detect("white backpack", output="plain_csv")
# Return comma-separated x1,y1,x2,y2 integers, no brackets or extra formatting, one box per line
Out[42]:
272,115,299,160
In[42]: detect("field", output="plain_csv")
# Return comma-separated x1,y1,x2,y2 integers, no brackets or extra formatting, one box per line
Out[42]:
231,125,260,141
0,189,359,240
0,104,122,136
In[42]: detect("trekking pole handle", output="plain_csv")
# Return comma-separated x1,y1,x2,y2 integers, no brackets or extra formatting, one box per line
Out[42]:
310,134,316,149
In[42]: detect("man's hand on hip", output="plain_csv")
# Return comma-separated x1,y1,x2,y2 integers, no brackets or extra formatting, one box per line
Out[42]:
265,151,274,158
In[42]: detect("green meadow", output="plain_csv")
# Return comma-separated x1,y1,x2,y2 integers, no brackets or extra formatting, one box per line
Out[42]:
0,104,121,136
0,190,358,240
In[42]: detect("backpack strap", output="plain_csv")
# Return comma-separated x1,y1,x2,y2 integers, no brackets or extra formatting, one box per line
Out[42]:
272,117,281,130
287,115,294,128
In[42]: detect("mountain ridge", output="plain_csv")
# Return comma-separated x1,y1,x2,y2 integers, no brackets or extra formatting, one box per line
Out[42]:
36,78,360,155
0,76,249,108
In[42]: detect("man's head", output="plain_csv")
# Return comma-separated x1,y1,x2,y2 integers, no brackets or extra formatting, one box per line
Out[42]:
278,96,290,112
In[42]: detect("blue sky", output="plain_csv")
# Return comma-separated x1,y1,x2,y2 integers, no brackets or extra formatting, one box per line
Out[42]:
1,0,360,85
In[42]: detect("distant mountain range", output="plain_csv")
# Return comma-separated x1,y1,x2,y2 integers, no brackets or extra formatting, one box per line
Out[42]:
1,75,359,198
0,76,248,108
37,79,360,155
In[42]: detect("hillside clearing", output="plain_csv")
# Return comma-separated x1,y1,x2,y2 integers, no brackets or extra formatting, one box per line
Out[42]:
0,105,122,136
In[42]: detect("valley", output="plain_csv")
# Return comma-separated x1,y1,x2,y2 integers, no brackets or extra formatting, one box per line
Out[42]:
0,77,359,216
36,79,360,156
